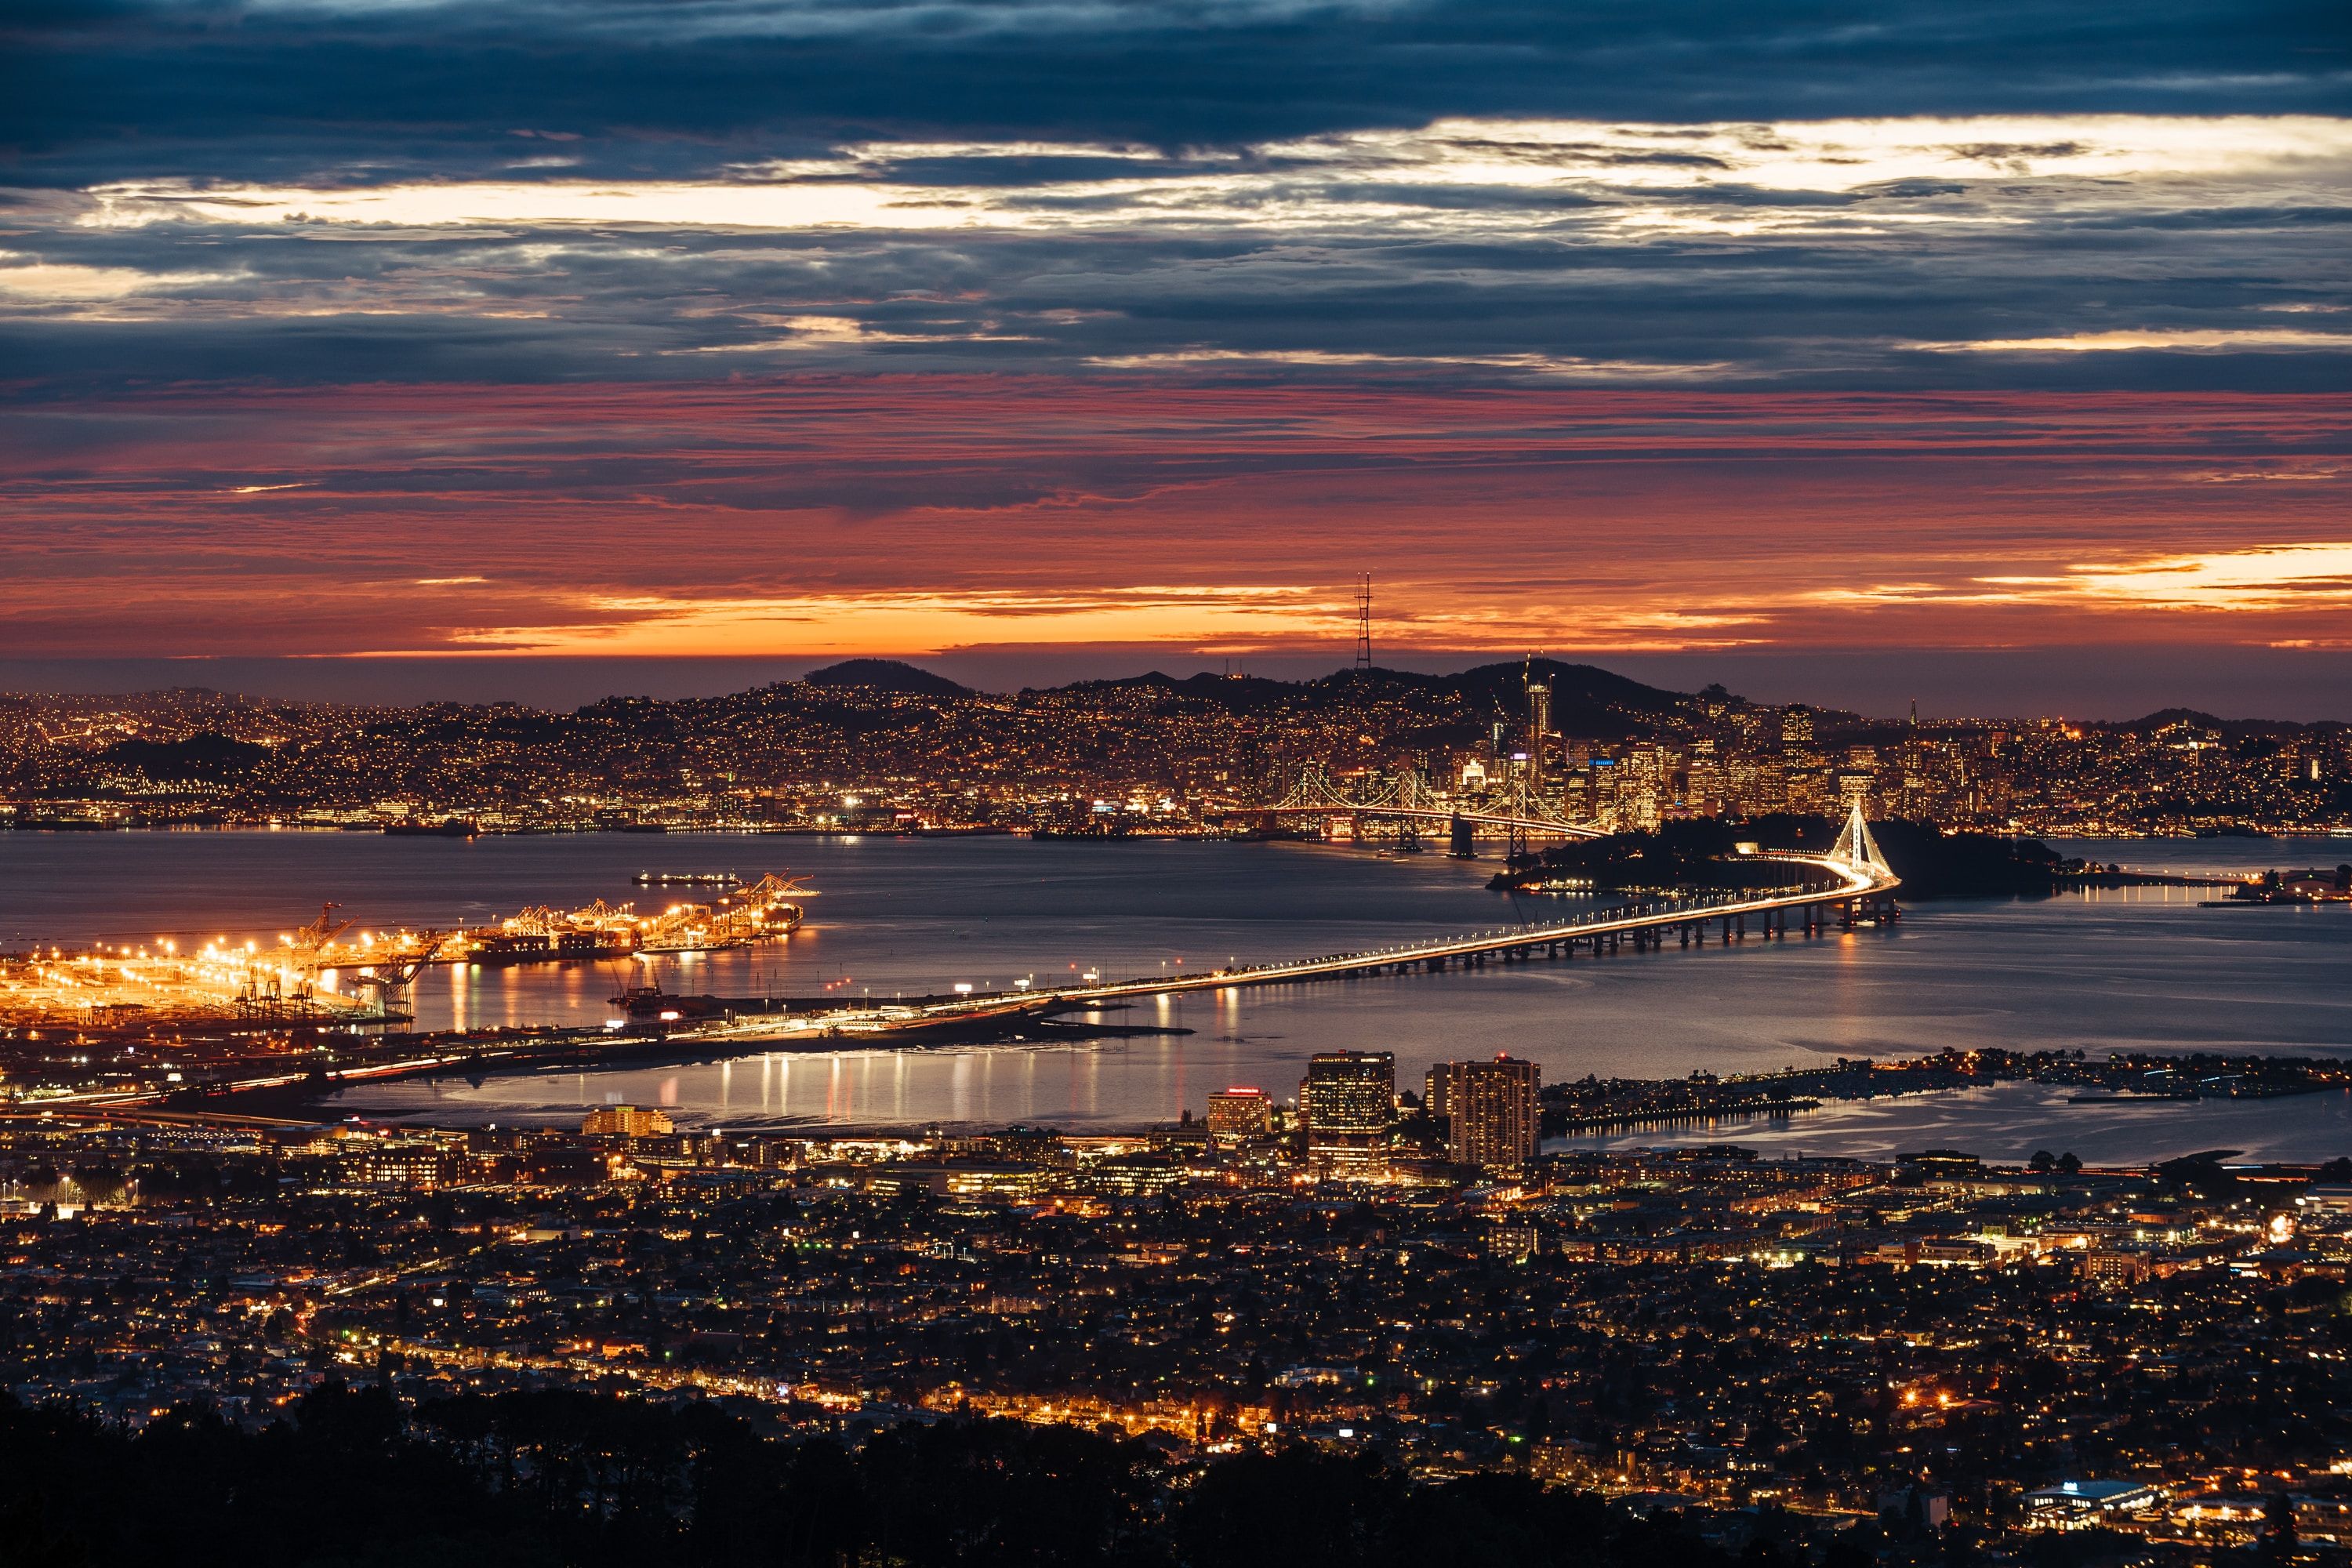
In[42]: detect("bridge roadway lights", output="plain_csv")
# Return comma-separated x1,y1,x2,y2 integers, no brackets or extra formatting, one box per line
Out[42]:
1350,891,1870,982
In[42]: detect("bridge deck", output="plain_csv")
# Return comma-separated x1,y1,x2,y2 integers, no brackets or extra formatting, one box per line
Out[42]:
1222,802,1606,837
699,851,1900,1043
1040,853,1894,1005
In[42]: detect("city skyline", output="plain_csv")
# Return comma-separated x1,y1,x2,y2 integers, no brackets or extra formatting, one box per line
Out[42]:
9,658,2347,846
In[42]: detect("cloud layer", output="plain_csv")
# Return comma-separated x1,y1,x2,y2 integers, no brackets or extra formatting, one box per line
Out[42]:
4,113,2347,389
2,0,2347,680
9,382,2349,660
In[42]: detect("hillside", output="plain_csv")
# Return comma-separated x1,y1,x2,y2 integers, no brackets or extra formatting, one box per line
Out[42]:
798,659,972,697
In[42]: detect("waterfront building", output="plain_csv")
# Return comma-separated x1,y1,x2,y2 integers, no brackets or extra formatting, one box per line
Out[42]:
583,1105,675,1138
1206,1087,1274,1144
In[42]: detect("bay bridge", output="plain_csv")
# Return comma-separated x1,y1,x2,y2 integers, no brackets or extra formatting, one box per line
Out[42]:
24,798,1905,1109
1222,764,1604,861
751,804,1902,1043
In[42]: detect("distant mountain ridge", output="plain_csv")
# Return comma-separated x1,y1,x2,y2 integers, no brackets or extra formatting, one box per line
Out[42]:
16,659,2340,830
24,663,2340,729
1036,660,1701,739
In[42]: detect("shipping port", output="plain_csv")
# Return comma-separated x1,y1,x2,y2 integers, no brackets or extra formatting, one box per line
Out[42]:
0,873,814,1035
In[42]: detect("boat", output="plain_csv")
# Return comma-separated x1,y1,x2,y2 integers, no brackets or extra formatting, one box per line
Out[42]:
608,985,729,1026
464,930,632,965
633,871,742,887
630,872,811,953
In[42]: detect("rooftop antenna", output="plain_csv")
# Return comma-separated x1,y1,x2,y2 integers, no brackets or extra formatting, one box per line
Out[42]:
1354,574,1372,670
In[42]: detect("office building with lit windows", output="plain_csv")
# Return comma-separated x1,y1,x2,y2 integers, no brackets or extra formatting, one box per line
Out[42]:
1442,1054,1540,1171
1206,1087,1274,1143
1301,1051,1395,1172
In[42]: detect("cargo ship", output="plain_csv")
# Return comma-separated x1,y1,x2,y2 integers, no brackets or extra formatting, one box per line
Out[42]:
463,929,633,966
608,871,811,955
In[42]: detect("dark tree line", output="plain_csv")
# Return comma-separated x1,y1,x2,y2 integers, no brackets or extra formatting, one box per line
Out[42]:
0,1384,1783,1568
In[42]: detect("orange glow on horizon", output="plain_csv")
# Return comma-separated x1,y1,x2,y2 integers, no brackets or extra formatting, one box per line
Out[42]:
6,380,2349,662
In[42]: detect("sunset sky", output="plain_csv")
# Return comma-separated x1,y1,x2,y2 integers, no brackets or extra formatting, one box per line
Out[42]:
5,0,2348,716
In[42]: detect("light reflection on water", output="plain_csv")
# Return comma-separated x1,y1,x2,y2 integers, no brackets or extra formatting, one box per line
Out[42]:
2,829,2345,1153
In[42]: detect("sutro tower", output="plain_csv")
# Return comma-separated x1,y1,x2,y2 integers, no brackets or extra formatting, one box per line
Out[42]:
1354,574,1373,670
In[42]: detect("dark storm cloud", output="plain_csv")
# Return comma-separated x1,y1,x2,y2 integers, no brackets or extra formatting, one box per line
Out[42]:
0,0,2343,400
5,0,2348,187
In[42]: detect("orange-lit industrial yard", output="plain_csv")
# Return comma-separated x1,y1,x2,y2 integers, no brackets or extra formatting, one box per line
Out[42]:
0,873,811,1028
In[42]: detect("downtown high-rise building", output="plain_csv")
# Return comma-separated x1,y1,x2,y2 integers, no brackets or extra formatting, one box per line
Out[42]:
1437,1054,1540,1171
1301,1051,1396,1172
1205,1087,1274,1144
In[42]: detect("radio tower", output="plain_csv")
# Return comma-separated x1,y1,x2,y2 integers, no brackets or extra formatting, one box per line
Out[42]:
1354,574,1373,670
